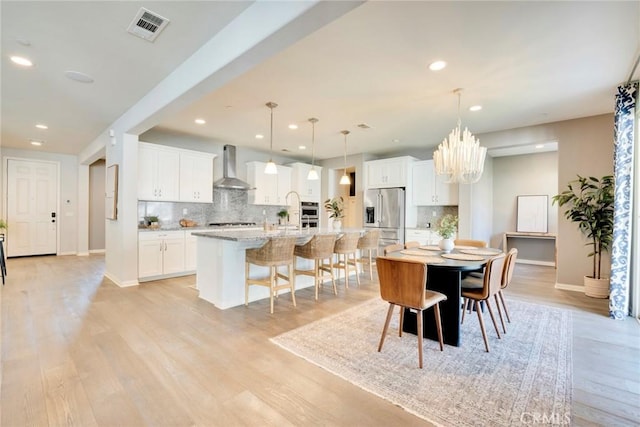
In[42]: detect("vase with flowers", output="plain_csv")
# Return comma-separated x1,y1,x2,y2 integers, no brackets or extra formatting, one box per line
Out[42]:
437,214,458,253
324,196,345,230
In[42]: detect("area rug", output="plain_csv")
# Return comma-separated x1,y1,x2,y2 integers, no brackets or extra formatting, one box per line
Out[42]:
271,298,572,426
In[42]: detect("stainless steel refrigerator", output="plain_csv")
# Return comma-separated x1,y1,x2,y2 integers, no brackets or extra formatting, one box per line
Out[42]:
364,187,405,252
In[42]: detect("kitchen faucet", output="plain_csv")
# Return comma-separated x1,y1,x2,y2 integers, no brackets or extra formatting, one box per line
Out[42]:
285,190,302,230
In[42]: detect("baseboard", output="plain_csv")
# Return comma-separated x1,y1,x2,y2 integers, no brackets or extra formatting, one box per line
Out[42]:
77,252,89,257
555,282,584,292
89,249,105,254
104,271,139,288
516,259,556,267
57,251,76,256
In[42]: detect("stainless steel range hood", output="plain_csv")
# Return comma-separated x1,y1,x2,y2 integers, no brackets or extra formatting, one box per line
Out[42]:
212,145,253,190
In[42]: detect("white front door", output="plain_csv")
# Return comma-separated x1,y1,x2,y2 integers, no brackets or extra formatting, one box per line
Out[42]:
7,159,58,257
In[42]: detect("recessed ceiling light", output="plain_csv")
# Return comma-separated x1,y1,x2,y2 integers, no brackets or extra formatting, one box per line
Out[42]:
429,60,446,71
30,140,43,146
288,124,298,130
298,145,306,150
194,118,206,125
10,56,33,67
392,139,400,143
469,105,482,112
35,124,48,129
535,144,544,149
255,134,264,139
64,70,94,83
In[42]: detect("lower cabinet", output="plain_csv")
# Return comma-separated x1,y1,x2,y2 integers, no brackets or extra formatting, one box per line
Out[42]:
185,231,198,271
138,230,189,280
405,228,440,246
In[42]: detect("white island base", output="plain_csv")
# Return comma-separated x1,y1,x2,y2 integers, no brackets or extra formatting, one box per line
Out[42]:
195,231,356,310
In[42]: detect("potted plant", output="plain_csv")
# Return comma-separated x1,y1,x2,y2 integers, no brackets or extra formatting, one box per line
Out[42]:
277,209,289,225
144,215,160,229
437,214,458,253
324,196,345,229
0,219,7,233
552,175,614,298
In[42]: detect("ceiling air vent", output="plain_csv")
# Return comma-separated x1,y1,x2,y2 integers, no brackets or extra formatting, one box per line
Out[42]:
127,7,170,42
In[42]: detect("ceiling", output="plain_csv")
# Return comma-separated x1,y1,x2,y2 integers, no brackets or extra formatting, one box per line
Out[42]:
2,1,639,161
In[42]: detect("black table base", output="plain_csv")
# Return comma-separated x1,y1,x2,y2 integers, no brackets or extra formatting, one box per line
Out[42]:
402,267,462,346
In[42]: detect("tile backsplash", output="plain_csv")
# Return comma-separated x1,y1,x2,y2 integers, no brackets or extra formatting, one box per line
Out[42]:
138,189,287,228
416,206,458,230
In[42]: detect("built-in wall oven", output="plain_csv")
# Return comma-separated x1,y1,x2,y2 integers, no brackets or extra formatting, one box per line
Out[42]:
301,201,319,228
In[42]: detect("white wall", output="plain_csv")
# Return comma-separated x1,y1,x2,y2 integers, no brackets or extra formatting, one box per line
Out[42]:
89,159,106,251
2,148,79,255
479,113,614,287
492,151,558,244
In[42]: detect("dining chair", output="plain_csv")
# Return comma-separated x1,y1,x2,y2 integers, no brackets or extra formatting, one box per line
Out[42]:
245,236,298,314
404,241,421,249
383,243,404,255
498,248,518,324
454,239,488,248
376,256,447,369
460,253,506,352
294,234,337,300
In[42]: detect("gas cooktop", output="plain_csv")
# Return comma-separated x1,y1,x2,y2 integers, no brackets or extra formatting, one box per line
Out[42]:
208,222,257,227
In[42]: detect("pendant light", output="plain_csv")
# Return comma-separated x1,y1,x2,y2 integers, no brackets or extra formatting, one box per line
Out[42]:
307,118,319,180
433,88,486,184
264,101,278,175
339,130,351,185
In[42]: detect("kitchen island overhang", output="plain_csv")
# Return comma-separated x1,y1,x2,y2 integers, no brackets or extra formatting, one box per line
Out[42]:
192,228,362,309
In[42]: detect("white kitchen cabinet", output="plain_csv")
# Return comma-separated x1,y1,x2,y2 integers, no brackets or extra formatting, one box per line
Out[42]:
288,162,322,202
246,161,292,205
138,230,186,280
365,157,416,188
411,160,458,206
138,142,180,201
179,151,215,203
406,228,439,245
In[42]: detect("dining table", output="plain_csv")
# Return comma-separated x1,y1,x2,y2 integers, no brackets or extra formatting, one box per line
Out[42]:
385,245,503,347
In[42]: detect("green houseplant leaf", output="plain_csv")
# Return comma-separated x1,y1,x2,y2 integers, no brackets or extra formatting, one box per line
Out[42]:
552,175,614,279
437,214,458,239
324,197,344,219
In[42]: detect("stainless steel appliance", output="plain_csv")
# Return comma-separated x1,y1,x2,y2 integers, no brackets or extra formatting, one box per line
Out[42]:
301,201,319,228
364,187,405,251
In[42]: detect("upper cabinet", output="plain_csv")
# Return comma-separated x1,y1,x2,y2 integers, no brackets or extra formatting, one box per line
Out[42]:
246,161,292,205
365,157,416,188
179,151,215,203
411,160,458,206
138,142,180,201
288,162,322,202
138,142,216,203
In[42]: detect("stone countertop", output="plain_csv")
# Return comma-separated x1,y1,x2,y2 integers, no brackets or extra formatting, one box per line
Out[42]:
191,227,365,242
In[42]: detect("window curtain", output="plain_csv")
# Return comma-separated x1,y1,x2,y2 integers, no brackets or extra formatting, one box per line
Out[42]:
610,81,638,319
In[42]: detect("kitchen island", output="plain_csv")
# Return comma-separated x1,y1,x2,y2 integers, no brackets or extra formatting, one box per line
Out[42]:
192,228,362,309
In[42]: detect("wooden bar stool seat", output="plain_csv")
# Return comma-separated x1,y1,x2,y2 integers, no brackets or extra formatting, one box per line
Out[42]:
352,229,380,280
245,236,297,314
293,234,337,300
325,232,360,288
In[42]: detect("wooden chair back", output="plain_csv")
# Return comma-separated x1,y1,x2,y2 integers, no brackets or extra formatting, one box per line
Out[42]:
404,241,420,249
383,243,404,255
376,256,427,310
479,253,506,299
501,248,518,290
454,239,487,248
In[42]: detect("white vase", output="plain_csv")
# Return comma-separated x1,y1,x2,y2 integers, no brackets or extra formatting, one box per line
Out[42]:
439,238,454,253
332,219,342,230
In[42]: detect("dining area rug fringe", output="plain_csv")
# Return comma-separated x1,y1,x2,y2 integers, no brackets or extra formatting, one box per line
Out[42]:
271,298,572,426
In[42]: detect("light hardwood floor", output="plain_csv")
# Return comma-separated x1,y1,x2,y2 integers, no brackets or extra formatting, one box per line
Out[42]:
1,255,638,426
